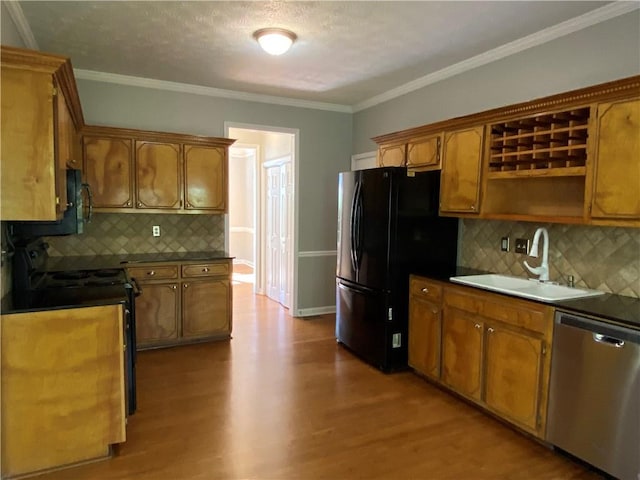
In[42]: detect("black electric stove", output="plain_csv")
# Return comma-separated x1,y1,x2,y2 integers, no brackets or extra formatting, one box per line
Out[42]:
11,238,138,415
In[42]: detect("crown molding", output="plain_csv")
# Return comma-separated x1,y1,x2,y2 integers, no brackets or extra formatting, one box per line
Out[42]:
4,0,39,49
353,2,640,112
73,69,353,113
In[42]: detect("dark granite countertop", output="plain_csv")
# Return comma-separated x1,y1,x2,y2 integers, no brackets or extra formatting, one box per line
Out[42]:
412,268,640,330
1,288,127,315
44,251,233,272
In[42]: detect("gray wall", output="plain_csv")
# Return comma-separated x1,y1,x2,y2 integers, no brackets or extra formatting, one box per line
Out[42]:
1,3,26,48
76,79,351,313
352,11,640,153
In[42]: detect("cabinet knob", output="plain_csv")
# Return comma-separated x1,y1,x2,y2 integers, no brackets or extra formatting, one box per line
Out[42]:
421,287,429,293
126,201,131,206
137,202,143,207
488,327,495,333
203,267,209,273
470,205,476,211
184,283,189,288
474,324,481,329
432,308,438,315
171,285,177,290
147,270,155,276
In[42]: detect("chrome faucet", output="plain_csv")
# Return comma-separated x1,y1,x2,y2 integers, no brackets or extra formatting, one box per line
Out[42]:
524,227,550,282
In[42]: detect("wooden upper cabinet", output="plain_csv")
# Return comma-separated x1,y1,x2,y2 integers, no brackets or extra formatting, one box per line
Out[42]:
135,141,182,209
377,142,406,167
440,126,484,214
590,97,640,222
0,46,83,221
184,145,227,212
407,134,442,170
84,136,134,208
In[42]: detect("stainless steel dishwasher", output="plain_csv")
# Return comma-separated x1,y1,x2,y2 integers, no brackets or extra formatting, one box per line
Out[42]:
547,310,640,480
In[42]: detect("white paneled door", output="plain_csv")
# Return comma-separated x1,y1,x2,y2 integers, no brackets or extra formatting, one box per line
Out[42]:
264,157,292,308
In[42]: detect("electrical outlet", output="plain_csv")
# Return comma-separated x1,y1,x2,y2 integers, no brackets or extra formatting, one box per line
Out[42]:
500,236,510,252
152,225,160,237
515,238,530,254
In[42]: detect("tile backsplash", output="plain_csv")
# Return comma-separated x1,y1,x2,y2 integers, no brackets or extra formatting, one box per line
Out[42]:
459,219,640,298
45,213,225,256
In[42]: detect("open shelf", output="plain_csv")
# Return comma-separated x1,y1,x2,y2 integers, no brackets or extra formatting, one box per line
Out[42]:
488,107,590,175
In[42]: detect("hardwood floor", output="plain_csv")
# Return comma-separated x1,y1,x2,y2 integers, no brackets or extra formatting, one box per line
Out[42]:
39,278,601,479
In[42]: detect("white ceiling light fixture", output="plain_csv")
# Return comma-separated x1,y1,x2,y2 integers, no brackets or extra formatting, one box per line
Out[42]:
253,28,297,56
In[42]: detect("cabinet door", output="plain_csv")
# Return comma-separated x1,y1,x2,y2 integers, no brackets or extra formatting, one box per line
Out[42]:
484,325,544,434
1,68,58,221
84,137,134,208
135,141,181,209
440,126,484,214
377,143,406,167
135,283,180,348
182,279,231,339
591,98,640,220
441,306,483,401
184,145,226,211
408,296,441,379
407,134,441,169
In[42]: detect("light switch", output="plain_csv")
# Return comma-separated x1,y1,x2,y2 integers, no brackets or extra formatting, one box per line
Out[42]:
152,225,160,237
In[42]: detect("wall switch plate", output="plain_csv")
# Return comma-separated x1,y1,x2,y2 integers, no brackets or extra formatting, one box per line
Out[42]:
515,238,530,254
500,236,510,252
152,225,160,237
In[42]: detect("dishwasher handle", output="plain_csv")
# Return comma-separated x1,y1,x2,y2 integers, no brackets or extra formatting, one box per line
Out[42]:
593,333,625,348
556,310,640,345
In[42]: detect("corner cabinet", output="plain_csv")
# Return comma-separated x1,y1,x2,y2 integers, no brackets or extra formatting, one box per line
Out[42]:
82,126,235,214
439,126,484,214
127,259,232,350
588,97,640,224
1,46,84,221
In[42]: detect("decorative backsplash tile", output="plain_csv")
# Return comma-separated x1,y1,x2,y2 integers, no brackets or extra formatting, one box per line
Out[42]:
45,213,225,256
459,219,640,298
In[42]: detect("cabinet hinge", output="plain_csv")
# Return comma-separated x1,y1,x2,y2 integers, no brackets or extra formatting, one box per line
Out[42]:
52,86,58,96
541,344,546,355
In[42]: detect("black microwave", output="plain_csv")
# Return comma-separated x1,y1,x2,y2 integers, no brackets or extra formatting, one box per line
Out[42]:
9,169,93,238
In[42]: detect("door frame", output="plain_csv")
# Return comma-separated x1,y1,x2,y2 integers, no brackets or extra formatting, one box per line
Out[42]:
224,122,300,315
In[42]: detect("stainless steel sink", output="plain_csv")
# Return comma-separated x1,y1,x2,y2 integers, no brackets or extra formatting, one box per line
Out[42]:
449,274,605,302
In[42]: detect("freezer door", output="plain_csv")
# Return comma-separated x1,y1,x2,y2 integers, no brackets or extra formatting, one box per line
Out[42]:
336,280,389,370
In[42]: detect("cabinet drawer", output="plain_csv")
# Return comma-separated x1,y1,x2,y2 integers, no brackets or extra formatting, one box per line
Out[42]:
482,299,549,335
410,276,442,303
127,265,179,281
444,288,481,314
182,262,229,278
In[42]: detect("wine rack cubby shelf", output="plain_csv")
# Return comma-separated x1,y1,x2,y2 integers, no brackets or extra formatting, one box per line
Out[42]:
488,107,590,179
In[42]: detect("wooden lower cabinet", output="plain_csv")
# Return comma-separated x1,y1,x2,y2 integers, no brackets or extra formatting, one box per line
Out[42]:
484,324,545,432
408,276,443,379
135,282,180,347
128,259,232,349
1,304,125,478
441,307,483,402
182,279,231,339
409,277,553,439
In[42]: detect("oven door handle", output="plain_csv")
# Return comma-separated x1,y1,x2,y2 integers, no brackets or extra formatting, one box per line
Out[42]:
130,277,142,296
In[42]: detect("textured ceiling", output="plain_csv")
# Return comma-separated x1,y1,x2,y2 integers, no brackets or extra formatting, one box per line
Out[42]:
17,1,612,106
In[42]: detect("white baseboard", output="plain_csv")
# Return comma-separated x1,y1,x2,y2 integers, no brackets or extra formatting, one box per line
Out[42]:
295,306,336,317
233,259,255,268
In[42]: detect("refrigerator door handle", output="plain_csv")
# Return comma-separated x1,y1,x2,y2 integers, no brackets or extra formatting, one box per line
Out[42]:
350,181,361,274
355,183,364,269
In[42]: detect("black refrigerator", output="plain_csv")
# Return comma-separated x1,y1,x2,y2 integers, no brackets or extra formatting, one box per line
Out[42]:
336,167,458,372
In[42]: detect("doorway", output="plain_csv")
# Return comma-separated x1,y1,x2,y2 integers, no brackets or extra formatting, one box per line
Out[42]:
225,123,298,312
